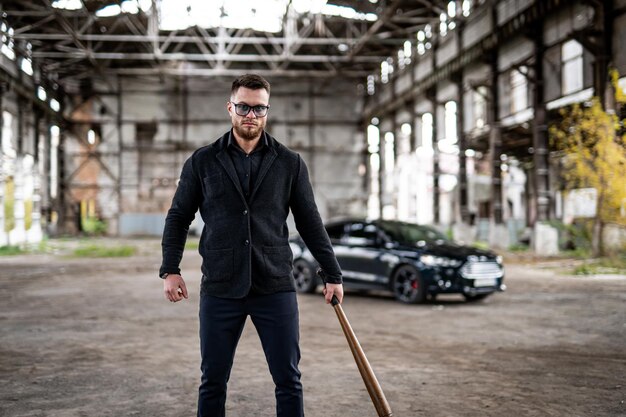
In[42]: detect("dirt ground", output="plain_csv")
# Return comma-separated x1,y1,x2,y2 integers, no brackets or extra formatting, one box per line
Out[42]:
0,238,624,417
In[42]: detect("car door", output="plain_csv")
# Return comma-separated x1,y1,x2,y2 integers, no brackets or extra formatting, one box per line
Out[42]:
324,222,351,272
339,222,388,287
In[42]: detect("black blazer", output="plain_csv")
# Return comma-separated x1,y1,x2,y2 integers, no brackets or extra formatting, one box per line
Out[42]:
160,130,342,298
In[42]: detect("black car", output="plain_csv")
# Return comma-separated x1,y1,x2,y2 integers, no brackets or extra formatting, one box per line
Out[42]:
290,219,506,304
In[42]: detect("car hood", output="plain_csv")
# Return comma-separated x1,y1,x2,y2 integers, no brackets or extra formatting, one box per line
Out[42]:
396,241,496,260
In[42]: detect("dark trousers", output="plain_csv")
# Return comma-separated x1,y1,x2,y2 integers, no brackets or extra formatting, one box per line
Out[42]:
198,291,303,417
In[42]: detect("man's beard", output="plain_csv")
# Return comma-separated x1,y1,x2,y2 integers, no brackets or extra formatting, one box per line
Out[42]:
233,121,263,141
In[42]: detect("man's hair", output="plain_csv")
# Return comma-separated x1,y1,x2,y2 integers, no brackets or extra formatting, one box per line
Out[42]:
231,74,271,96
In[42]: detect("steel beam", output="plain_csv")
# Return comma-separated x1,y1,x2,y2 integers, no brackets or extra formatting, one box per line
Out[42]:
12,33,409,46
107,67,371,78
30,51,387,63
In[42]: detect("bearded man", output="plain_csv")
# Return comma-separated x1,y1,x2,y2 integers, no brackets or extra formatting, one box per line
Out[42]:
159,74,344,417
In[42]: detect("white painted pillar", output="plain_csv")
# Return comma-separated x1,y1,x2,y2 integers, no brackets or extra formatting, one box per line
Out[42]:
10,156,26,244
28,166,43,244
0,174,6,246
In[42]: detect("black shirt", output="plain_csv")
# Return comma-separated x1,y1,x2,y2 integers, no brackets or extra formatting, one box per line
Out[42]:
227,130,268,294
227,130,268,202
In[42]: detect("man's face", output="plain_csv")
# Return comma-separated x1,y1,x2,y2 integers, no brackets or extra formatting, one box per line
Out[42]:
227,87,270,141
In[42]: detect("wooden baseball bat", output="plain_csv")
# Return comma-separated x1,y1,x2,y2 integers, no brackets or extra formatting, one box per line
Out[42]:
331,294,393,417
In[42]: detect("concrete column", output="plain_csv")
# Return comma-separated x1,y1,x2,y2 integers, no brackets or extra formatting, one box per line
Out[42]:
454,73,469,225
532,22,550,222
308,80,316,186
116,77,123,235
361,122,369,200
0,178,5,246
10,157,26,244
0,82,6,245
10,96,26,244
29,155,43,243
16,98,24,155
530,20,558,254
488,6,503,226
378,123,384,219
57,127,68,234
41,116,51,228
409,100,418,151
427,88,440,225
487,3,507,248
594,0,614,110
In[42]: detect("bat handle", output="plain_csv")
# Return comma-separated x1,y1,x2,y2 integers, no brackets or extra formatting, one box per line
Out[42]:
318,268,341,306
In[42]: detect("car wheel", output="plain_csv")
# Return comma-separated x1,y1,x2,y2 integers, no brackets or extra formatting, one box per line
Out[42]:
463,293,490,302
391,264,426,304
293,259,318,293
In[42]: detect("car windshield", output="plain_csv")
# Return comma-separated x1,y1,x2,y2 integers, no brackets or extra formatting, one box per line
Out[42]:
378,222,448,245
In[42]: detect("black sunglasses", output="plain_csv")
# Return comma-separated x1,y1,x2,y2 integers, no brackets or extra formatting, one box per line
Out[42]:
230,101,270,117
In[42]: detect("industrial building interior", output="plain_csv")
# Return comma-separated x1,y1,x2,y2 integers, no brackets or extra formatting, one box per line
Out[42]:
1,2,626,417
1,0,624,252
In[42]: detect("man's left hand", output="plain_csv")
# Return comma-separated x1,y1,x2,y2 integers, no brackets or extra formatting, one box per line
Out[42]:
323,283,344,304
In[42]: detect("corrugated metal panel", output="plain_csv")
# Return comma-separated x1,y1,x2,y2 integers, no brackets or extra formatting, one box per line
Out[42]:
463,7,492,49
497,0,535,25
414,58,433,83
436,35,458,67
436,79,458,104
498,36,534,72
395,72,413,96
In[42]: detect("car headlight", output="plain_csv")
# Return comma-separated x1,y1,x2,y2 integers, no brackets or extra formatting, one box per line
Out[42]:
420,255,462,267
496,255,503,264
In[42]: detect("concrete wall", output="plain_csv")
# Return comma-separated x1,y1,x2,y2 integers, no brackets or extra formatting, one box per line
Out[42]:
62,76,365,236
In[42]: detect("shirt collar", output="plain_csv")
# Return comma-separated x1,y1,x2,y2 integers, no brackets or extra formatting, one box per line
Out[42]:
228,129,268,152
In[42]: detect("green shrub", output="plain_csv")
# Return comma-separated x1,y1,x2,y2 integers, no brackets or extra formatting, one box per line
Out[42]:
472,241,490,251
72,245,136,257
185,240,199,250
573,254,626,275
0,245,25,256
508,243,529,252
82,217,108,235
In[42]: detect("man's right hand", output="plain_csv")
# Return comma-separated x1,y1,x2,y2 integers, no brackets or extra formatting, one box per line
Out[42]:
163,274,189,302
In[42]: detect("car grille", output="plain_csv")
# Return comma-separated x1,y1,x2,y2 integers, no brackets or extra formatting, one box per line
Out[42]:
460,261,503,279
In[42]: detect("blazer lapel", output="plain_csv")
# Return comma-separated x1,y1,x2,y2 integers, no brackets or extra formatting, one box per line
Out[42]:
249,145,278,203
216,149,246,202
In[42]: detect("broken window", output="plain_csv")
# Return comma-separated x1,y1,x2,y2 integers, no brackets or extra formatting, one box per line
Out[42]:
510,67,528,114
562,39,583,95
135,122,158,148
473,86,488,129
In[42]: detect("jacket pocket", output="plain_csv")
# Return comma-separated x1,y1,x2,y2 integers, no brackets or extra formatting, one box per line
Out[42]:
203,248,234,282
263,245,293,278
202,174,225,198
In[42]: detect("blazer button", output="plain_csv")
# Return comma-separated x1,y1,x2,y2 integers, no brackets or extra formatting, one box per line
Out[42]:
244,239,250,246
243,210,248,215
